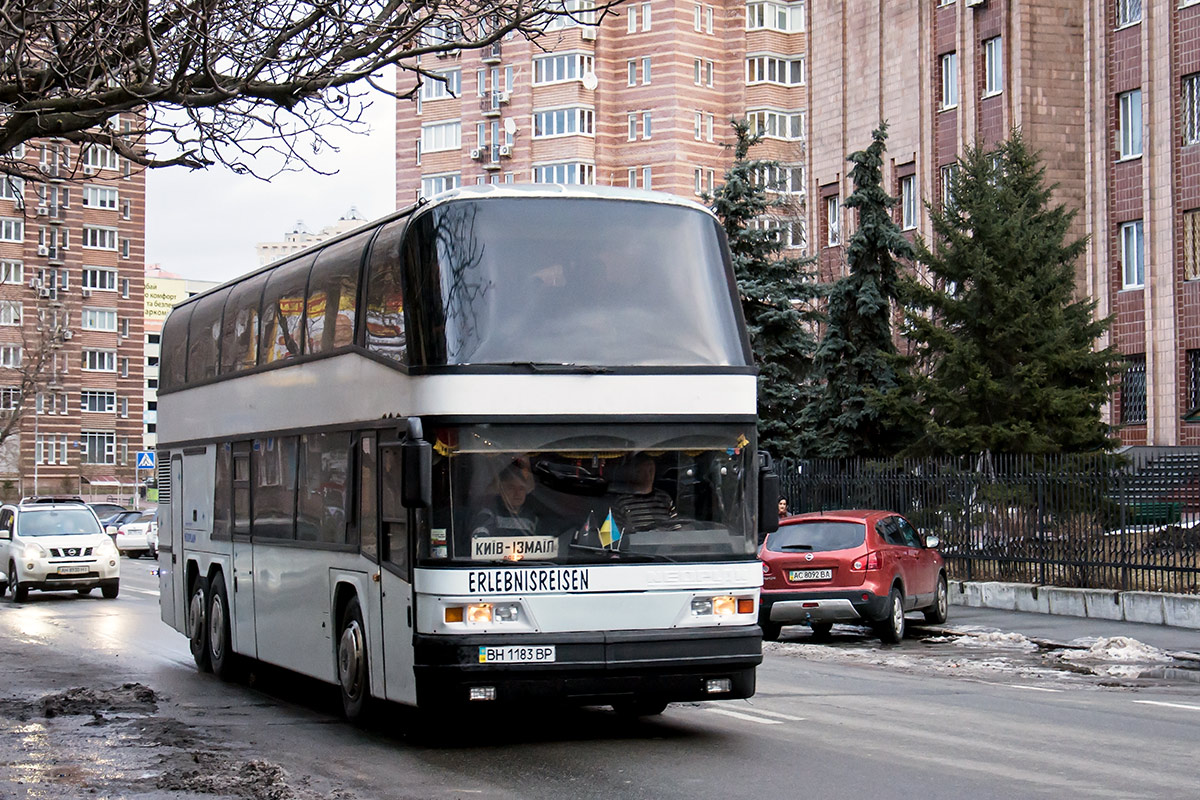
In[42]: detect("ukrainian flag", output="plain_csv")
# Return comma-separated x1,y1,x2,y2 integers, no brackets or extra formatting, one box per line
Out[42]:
599,509,622,548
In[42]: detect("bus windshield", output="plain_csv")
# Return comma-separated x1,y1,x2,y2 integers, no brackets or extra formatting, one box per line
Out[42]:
403,197,749,368
419,423,758,565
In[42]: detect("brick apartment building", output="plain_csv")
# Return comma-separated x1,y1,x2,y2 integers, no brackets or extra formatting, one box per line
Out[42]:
394,0,1198,448
0,131,145,500
394,0,808,236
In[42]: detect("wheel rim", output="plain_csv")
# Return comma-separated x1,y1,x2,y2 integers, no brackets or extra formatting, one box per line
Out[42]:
209,592,226,662
338,619,365,700
891,593,904,636
937,580,947,618
188,587,206,645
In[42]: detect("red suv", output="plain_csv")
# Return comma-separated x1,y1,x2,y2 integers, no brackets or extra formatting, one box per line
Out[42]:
758,510,947,643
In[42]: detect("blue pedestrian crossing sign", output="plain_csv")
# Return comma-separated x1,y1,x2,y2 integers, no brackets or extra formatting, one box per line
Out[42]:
136,451,156,470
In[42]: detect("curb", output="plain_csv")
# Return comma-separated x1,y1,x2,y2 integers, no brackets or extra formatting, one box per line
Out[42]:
948,580,1200,631
917,621,1200,663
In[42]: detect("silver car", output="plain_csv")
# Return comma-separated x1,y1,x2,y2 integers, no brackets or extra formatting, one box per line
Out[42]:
0,502,121,601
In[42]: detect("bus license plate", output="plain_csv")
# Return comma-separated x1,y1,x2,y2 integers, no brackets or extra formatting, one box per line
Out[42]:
58,565,88,575
789,569,832,581
478,645,556,664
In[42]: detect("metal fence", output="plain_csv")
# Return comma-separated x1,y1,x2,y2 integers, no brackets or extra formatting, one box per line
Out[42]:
778,451,1200,595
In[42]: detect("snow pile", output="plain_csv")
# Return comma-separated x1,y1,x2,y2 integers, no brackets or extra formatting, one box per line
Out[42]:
952,631,1037,652
1067,636,1173,663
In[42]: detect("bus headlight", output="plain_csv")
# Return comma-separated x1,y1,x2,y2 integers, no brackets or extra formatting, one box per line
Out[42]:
445,602,522,625
493,603,520,623
466,604,493,624
692,595,755,617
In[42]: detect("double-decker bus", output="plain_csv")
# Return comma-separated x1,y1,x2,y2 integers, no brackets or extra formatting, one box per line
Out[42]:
156,185,778,719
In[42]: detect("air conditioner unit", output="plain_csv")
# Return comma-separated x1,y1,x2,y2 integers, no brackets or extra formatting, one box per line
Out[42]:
35,205,48,216
497,91,510,104
81,288,92,298
581,26,597,41
39,288,51,298
469,148,483,159
61,330,72,341
36,245,48,256
499,146,512,157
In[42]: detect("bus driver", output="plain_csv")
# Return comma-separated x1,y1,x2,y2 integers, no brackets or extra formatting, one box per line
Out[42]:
470,457,542,538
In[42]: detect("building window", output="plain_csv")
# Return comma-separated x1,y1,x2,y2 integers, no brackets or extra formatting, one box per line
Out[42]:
81,307,118,331
83,349,117,372
533,107,595,138
82,267,118,291
940,164,958,209
642,112,652,139
418,69,461,101
1185,210,1200,281
82,185,119,210
81,390,117,413
1183,74,1200,146
983,37,1003,96
0,260,21,285
746,109,804,141
419,120,461,153
533,53,593,85
0,301,20,326
0,217,23,242
641,1,651,30
419,173,461,199
746,55,805,86
1118,89,1142,158
900,175,917,230
532,162,596,184
0,345,20,368
81,430,117,465
81,145,119,172
1120,220,1145,288
82,225,118,250
941,52,958,109
1120,354,1147,425
627,60,637,86
1116,0,1141,28
627,3,637,32
1188,349,1200,413
0,176,23,204
826,195,841,247
693,167,715,195
746,1,805,32
642,57,652,84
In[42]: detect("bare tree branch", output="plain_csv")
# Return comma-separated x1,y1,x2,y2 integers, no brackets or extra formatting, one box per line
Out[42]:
0,0,622,181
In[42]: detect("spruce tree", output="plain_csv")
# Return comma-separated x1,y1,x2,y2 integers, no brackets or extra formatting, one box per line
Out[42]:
898,131,1120,454
802,122,918,457
709,119,820,455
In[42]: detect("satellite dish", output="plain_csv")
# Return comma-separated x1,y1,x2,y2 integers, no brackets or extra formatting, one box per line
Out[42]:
582,72,598,91
503,118,517,135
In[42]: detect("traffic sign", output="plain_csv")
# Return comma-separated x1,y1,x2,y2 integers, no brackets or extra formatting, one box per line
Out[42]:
136,451,156,470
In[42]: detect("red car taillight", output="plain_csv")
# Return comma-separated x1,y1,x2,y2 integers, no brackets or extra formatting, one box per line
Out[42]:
850,551,880,571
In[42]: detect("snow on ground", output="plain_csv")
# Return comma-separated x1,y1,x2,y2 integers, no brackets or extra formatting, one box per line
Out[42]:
1061,636,1174,664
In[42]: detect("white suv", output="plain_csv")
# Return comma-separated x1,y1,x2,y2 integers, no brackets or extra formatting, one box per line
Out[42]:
0,502,121,602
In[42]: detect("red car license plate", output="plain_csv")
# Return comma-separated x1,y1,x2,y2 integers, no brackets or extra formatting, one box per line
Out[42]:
789,569,832,581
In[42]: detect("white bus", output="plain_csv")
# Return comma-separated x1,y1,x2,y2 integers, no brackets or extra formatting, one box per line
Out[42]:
156,185,779,720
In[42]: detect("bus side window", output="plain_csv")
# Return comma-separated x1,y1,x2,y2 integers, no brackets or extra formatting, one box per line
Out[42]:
358,435,378,562
213,443,232,540
186,288,230,384
296,432,350,544
159,304,194,392
260,254,315,366
232,443,251,538
252,436,297,540
363,219,407,364
220,273,267,374
380,446,409,576
306,231,368,355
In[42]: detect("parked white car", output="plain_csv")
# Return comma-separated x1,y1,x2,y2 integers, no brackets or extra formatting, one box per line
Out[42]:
0,502,121,601
109,510,157,559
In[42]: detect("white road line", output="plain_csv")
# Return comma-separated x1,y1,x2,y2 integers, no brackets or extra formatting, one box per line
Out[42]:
702,707,784,725
737,707,806,721
122,586,159,597
1133,700,1200,712
1011,685,1063,693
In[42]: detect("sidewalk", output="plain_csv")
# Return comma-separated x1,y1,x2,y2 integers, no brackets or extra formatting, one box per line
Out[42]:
948,580,1200,656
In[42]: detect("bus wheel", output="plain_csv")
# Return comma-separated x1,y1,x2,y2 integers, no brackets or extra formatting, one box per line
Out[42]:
208,574,238,681
337,597,370,722
612,699,668,718
188,575,212,672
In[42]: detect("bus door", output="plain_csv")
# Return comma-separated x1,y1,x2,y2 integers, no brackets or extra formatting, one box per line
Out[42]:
230,442,257,658
378,443,417,705
162,453,184,628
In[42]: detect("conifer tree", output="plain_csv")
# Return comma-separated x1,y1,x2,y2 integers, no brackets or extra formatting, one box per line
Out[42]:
802,123,918,457
898,131,1120,454
709,119,820,455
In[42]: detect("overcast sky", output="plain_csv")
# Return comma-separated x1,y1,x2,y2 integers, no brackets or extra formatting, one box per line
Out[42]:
144,76,397,285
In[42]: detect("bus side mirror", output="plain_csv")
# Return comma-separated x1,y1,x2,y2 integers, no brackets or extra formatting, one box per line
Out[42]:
758,451,780,535
402,417,432,509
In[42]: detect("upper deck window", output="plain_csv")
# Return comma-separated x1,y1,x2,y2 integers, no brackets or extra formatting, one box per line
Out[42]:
364,219,408,363
401,198,749,368
159,304,194,392
260,254,315,365
306,231,368,355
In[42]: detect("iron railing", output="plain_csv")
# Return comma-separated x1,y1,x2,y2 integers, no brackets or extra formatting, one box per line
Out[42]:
778,451,1200,594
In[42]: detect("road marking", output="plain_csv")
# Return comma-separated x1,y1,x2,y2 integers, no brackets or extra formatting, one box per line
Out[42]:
703,707,784,725
738,707,806,721
1011,685,1063,693
122,586,159,597
1134,700,1200,712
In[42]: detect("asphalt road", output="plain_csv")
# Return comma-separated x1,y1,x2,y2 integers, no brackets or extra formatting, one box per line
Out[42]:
1,560,1198,799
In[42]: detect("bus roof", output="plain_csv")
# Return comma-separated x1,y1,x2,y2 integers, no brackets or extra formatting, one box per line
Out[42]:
170,185,719,313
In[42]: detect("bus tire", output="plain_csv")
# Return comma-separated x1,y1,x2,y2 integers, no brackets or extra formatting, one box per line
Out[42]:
337,597,371,722
188,574,212,672
612,699,668,718
208,573,238,681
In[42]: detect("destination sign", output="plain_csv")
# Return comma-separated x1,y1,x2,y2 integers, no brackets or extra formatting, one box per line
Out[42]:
471,535,559,561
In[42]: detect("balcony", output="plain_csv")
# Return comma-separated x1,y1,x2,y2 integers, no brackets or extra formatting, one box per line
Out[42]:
481,42,502,64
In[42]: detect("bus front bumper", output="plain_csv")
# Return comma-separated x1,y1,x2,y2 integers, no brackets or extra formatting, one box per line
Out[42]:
413,625,762,707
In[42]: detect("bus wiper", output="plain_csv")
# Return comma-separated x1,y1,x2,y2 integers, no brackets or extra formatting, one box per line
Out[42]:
605,551,677,563
503,361,612,374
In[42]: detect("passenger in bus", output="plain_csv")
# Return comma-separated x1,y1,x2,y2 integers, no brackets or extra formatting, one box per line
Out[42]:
469,457,543,538
612,453,676,533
